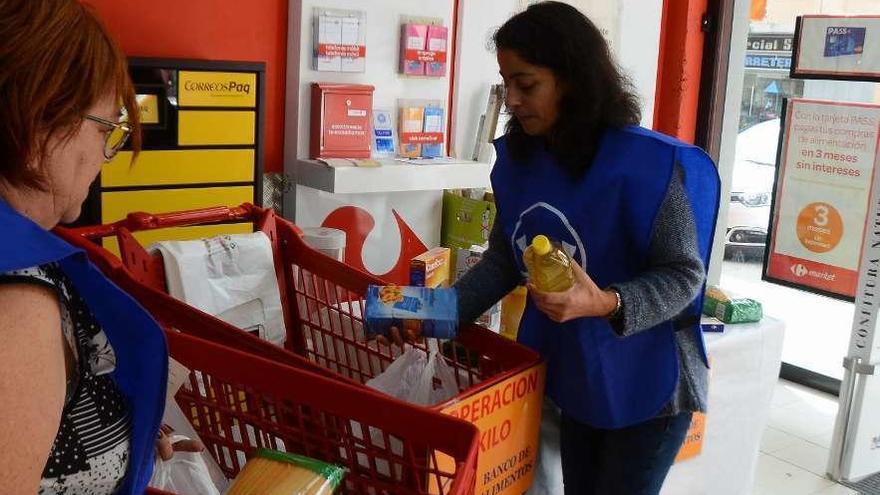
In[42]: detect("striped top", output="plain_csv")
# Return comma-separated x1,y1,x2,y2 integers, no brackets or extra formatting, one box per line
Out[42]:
0,264,132,495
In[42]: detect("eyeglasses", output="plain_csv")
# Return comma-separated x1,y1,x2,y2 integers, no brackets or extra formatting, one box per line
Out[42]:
85,115,132,161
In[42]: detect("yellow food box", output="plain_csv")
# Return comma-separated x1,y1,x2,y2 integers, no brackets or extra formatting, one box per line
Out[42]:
410,247,451,288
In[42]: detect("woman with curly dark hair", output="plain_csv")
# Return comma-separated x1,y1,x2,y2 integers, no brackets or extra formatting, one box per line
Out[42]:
453,2,721,493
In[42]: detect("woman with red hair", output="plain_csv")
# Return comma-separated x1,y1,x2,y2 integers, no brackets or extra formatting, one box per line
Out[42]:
0,1,168,493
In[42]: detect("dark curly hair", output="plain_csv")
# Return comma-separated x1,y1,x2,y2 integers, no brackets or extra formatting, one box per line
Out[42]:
493,1,641,175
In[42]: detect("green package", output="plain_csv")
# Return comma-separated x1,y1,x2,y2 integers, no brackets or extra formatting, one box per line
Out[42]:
441,191,496,274
703,296,763,324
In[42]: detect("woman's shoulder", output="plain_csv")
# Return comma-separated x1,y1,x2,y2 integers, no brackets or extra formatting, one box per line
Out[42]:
0,263,72,300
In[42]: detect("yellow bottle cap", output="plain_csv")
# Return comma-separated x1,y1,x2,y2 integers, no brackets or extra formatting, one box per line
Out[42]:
532,235,552,256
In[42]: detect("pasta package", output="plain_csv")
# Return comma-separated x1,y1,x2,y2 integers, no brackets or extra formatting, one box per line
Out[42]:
702,286,763,324
227,449,345,495
365,285,458,339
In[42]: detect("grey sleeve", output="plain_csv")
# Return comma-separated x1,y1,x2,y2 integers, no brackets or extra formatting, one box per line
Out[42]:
453,221,523,323
610,166,706,336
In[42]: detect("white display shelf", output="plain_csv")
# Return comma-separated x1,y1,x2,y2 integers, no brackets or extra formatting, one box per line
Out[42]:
294,158,491,194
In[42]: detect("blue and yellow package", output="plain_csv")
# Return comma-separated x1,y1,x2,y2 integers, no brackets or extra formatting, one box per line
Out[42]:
365,285,458,339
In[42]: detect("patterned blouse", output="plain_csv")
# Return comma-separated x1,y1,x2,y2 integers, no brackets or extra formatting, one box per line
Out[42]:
0,264,132,495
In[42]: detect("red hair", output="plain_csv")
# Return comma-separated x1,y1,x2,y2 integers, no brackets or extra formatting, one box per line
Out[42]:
0,0,140,188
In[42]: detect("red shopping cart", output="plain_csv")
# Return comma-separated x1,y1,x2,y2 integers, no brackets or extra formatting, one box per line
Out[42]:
141,315,479,494
57,204,545,495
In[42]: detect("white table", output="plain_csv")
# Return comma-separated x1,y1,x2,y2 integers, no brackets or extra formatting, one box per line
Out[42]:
527,317,786,495
662,316,785,494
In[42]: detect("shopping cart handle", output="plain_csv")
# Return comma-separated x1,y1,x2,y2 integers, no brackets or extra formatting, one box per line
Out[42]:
125,204,255,230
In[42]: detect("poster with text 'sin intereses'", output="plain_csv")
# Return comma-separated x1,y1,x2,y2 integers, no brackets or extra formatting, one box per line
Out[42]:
764,98,880,300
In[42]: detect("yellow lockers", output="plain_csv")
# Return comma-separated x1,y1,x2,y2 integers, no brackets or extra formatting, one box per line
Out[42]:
88,59,266,253
103,150,255,187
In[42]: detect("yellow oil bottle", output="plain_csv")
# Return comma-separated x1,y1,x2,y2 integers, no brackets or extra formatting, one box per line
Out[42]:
523,235,574,292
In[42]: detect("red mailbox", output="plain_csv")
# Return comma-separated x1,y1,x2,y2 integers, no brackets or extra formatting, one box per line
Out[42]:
309,82,374,159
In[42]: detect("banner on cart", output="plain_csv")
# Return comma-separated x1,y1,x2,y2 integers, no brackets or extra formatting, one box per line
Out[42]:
764,98,880,300
433,364,545,495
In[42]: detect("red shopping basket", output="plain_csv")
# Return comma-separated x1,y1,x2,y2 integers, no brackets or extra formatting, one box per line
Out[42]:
58,204,545,495
58,204,540,400
146,327,479,494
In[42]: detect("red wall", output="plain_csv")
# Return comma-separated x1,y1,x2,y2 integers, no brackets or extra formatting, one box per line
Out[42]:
653,0,708,143
87,0,289,174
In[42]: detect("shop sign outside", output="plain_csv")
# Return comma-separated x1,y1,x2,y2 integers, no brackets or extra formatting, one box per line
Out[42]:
746,33,793,72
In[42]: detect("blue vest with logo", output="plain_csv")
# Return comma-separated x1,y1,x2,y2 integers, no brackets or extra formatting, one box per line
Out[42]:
491,126,720,428
0,200,167,494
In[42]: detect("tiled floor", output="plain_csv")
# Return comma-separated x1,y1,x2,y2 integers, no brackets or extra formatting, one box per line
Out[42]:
753,379,858,495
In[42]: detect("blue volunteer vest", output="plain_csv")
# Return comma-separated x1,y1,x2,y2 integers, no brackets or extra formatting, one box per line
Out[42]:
0,200,167,494
492,126,720,429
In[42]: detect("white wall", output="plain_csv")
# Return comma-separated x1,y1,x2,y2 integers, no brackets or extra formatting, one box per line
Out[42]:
286,0,665,208
290,0,455,160
450,0,520,160
615,0,663,127
562,0,662,126
451,0,663,162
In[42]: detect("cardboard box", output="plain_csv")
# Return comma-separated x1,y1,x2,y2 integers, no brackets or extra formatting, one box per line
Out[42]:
701,316,725,333
456,245,501,332
441,191,496,268
364,285,458,339
310,83,373,159
410,247,451,288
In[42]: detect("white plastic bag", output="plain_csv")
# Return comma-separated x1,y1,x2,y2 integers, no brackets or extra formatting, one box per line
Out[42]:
365,347,428,403
348,344,459,479
366,344,458,406
160,402,229,493
411,348,460,406
148,435,221,495
150,232,286,346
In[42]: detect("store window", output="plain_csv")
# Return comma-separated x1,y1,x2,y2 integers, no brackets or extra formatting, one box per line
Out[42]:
721,0,880,386
741,33,804,130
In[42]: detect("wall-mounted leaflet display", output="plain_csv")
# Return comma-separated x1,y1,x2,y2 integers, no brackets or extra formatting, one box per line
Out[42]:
78,58,265,254
313,8,366,73
372,109,396,158
400,17,447,77
764,98,880,300
398,99,446,159
791,15,880,82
